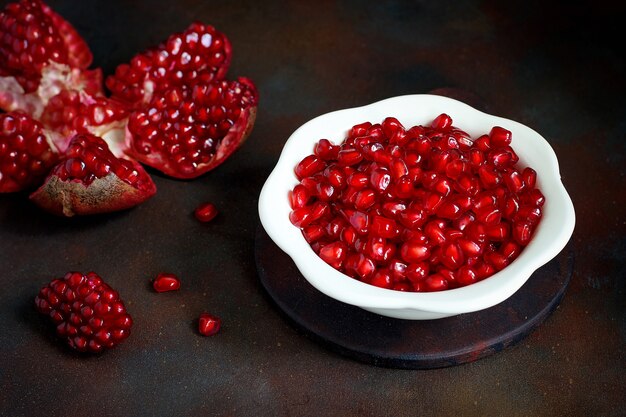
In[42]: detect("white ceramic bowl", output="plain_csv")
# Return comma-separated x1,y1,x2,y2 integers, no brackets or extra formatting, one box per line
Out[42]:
258,94,575,320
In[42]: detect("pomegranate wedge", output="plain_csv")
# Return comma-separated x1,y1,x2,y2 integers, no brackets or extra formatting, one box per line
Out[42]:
125,77,258,179
30,134,156,216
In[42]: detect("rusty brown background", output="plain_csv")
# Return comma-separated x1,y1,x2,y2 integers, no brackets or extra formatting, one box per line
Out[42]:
0,1,624,416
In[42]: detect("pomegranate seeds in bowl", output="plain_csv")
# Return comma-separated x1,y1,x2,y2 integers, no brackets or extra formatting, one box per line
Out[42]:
288,114,544,292
260,94,575,319
34,271,133,353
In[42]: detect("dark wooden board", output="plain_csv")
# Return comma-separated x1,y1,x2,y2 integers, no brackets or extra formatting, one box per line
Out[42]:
255,226,574,369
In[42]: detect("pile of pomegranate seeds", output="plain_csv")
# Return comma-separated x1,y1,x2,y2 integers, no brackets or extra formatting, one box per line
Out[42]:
289,114,545,292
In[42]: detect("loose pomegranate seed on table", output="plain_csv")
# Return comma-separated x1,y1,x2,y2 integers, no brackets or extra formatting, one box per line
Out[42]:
289,114,545,292
153,273,181,292
198,313,221,336
194,202,219,223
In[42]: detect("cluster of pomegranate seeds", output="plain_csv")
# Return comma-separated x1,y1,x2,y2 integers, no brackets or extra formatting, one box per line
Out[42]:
153,273,181,293
198,313,221,336
289,114,545,292
49,134,144,186
106,22,231,109
41,89,129,138
0,111,58,192
34,272,133,353
126,77,258,178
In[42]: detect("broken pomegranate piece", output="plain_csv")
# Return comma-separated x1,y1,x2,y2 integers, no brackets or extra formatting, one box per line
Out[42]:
289,115,545,292
0,111,58,192
0,0,102,118
30,133,156,216
126,77,258,178
35,271,133,353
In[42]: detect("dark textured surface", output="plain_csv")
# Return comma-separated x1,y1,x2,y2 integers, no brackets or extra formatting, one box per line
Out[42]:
0,1,624,416
255,227,573,370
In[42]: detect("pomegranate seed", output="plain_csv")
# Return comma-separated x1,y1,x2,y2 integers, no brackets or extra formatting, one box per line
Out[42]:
319,242,348,269
489,126,512,148
194,202,218,222
423,274,449,292
457,266,478,286
370,270,393,289
441,242,464,270
522,167,537,189
153,273,181,292
513,221,534,245
371,215,399,239
295,155,325,179
198,313,221,336
314,139,339,160
289,184,311,209
431,114,453,131
400,239,431,263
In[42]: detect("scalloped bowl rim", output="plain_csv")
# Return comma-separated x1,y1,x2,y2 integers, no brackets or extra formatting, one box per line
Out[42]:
258,94,575,318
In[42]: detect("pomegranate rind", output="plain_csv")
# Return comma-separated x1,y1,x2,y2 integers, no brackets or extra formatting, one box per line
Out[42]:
30,165,157,217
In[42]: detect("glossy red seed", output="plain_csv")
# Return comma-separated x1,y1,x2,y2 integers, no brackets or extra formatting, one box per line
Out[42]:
370,270,393,289
314,139,339,160
423,274,449,292
337,148,363,166
194,202,218,222
441,242,464,270
319,242,348,268
198,313,221,336
295,155,325,179
371,215,399,239
522,167,537,189
457,266,478,286
289,184,310,209
431,114,453,131
153,273,181,292
489,126,512,148
400,239,431,263
513,221,534,245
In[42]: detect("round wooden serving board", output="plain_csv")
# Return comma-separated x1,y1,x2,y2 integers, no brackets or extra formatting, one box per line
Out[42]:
255,225,573,369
